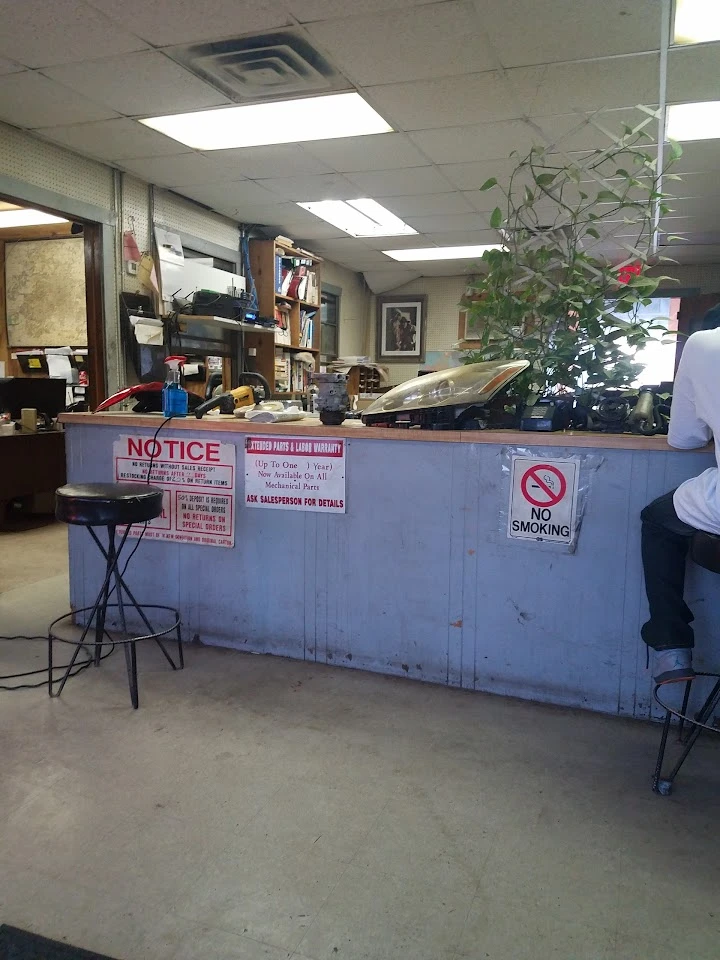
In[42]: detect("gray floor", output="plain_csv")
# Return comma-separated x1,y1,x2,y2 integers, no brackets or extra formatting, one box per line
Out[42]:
1,524,719,960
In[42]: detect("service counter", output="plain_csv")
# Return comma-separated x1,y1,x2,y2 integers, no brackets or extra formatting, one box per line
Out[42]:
60,412,719,719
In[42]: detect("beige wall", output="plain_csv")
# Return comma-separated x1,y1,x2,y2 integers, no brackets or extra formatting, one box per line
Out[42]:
369,276,468,385
322,259,371,358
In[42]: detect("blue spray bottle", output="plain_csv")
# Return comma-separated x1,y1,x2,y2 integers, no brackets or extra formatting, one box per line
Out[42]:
162,356,189,418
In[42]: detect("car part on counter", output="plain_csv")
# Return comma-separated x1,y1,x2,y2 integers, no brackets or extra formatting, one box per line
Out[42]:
521,395,576,432
95,382,204,414
362,361,530,430
194,371,271,418
311,372,349,426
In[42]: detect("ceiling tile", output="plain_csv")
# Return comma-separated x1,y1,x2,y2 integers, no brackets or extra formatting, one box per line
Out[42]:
437,160,516,191
303,133,428,172
422,229,500,246
361,234,434,250
178,179,286,215
43,51,228,117
309,237,377,255
119,153,226,186
482,0,660,67
410,259,478,277
532,108,658,154
365,68,542,132
530,55,660,116
381,193,474,217
345,166,453,196
200,145,334,180
35,118,187,161
0,71,118,128
259,173,359,201
0,0,147,68
362,267,422,293
672,140,720,175
87,0,290,46
284,222,349,241
404,212,491,233
305,1,496,85
409,120,536,165
287,0,434,22
0,57,24,75
667,44,720,105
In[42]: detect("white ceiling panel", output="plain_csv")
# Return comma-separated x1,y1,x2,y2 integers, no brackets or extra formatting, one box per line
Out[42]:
381,193,474,217
404,212,491,233
0,57,23,75
672,140,720,175
362,267,422,293
667,44,720,105
365,68,541,132
199,145,333,181
179,180,287,213
302,134,429,173
437,160,516,191
535,108,659,155
259,173,359,201
0,71,118,128
462,189,505,214
361,234,436,250
345,166,453,196
530,55,659,116
409,120,536,165
0,0,147,69
284,221,349,240
410,259,478,276
305,1,497,86
43,51,229,117
422,229,500,246
482,0,659,68
119,153,228,186
87,0,291,46
661,244,720,265
35,118,187,161
287,0,435,22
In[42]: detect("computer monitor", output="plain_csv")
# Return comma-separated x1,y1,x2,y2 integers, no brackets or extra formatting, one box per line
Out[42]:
0,377,67,420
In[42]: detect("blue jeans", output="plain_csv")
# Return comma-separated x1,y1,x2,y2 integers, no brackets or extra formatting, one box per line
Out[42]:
641,491,697,651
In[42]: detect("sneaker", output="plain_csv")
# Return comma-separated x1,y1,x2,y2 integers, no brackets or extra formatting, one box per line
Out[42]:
654,647,695,685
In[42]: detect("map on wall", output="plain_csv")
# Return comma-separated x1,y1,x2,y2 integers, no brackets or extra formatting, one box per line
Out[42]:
5,237,87,346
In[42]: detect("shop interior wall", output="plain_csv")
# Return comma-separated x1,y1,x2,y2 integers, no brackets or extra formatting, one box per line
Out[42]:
321,259,371,359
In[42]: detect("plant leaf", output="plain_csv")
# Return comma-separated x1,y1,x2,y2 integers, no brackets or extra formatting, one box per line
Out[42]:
490,207,503,229
585,227,600,239
479,177,498,191
534,173,556,187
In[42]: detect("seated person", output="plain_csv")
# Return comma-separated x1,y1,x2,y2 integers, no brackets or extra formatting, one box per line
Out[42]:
641,306,720,683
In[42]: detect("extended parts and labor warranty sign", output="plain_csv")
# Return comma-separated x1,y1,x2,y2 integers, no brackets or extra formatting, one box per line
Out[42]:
245,435,346,513
508,456,579,544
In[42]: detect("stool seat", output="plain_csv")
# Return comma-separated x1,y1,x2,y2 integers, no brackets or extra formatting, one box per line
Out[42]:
691,530,720,574
55,482,163,526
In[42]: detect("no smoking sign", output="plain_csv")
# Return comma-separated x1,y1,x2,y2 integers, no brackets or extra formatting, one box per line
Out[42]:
509,456,579,543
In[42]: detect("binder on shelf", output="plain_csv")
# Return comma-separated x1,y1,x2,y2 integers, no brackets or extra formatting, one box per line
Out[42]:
275,255,283,293
274,303,291,345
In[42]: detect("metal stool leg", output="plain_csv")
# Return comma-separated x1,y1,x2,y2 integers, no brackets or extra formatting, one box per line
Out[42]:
94,525,115,666
653,676,720,795
653,708,674,795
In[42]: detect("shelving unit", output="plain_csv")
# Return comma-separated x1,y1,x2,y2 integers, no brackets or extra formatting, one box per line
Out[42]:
249,239,322,393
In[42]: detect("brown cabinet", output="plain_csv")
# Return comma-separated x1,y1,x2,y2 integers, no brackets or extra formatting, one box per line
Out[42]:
0,430,66,523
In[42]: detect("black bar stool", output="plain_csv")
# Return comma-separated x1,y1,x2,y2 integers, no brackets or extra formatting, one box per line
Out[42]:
652,530,720,795
49,482,183,708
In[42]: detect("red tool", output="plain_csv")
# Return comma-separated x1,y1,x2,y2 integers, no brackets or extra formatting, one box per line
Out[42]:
95,382,163,412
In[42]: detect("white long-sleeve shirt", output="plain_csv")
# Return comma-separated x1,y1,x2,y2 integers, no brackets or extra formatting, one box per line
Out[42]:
669,328,720,533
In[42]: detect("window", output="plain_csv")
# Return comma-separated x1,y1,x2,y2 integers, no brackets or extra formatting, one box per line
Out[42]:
321,290,340,359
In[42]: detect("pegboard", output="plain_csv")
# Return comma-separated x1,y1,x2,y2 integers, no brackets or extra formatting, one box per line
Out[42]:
369,276,469,385
0,122,113,211
153,189,239,254
119,175,150,294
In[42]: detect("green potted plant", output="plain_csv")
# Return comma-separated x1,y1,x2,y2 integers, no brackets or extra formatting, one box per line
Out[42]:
462,117,683,413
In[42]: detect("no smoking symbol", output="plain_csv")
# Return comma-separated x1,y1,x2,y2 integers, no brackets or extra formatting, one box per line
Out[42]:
521,464,567,508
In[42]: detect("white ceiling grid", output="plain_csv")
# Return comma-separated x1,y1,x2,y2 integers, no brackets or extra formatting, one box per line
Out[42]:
0,0,714,283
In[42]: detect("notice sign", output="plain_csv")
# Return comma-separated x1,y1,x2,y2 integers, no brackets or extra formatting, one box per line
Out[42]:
245,435,345,513
508,456,579,544
113,434,236,547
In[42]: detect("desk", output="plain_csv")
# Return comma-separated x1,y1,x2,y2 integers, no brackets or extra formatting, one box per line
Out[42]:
60,413,720,720
0,430,66,521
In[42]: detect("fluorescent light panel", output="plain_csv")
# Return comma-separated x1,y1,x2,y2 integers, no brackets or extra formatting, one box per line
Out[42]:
383,244,504,261
673,0,720,43
666,101,720,141
141,92,392,150
0,208,68,227
298,199,417,237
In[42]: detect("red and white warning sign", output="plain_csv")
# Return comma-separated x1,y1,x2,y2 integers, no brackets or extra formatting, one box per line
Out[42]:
245,435,345,513
508,456,579,543
113,434,236,547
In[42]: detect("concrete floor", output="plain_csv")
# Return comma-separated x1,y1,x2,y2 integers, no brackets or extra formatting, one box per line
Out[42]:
1,524,719,960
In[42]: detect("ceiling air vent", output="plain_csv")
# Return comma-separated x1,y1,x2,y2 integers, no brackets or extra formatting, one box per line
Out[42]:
168,31,350,103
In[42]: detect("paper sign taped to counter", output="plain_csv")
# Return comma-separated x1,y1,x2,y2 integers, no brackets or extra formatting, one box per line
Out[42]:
113,435,236,547
245,435,345,513
508,456,579,544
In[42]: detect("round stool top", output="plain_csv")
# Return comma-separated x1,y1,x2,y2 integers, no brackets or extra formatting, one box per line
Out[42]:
55,482,164,526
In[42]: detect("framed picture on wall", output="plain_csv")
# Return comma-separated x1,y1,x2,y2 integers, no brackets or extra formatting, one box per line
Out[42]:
376,295,426,362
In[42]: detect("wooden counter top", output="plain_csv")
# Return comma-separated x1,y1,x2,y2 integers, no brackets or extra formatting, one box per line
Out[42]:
58,411,713,452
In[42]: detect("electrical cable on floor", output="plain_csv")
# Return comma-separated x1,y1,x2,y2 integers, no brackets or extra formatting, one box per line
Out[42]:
0,416,173,691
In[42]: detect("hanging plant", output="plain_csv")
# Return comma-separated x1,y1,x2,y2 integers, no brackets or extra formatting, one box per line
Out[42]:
462,117,683,405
